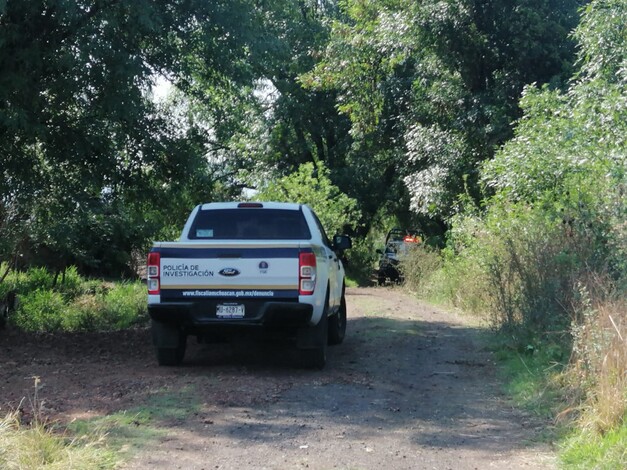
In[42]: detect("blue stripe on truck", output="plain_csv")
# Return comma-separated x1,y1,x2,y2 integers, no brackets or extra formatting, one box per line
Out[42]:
153,247,311,259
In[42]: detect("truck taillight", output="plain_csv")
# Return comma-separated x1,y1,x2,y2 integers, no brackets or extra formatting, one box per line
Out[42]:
299,252,317,295
147,252,160,294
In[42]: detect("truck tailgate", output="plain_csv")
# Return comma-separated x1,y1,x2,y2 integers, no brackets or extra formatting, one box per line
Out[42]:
155,242,307,300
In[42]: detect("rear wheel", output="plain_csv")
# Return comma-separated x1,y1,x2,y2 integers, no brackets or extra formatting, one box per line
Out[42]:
300,316,327,369
156,342,186,366
299,292,329,370
328,291,346,345
152,321,187,366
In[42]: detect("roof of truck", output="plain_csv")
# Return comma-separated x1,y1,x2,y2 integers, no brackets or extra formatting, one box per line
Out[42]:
200,201,303,211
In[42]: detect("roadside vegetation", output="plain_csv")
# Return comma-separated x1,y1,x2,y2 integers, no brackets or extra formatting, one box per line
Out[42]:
0,264,147,333
0,267,147,469
0,409,116,470
401,3,626,467
0,378,116,470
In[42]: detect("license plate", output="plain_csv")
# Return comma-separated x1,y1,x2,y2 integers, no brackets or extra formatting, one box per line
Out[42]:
216,303,245,318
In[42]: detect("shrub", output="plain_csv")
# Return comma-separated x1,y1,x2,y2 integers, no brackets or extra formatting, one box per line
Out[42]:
399,245,442,294
12,290,67,332
61,283,147,332
6,266,147,332
102,283,147,329
256,161,362,235
54,266,84,300
345,236,379,286
22,267,55,293
570,296,627,433
62,295,107,331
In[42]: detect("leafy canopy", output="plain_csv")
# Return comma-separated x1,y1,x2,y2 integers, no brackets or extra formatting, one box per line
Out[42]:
256,162,361,235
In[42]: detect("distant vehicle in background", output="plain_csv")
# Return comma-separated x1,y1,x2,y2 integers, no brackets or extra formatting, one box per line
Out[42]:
375,228,423,285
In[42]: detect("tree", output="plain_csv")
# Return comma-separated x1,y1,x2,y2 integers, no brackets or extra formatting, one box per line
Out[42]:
256,161,361,235
304,0,584,221
482,0,626,278
0,0,291,274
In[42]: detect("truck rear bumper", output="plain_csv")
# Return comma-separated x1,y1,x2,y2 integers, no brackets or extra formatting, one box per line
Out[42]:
148,300,313,329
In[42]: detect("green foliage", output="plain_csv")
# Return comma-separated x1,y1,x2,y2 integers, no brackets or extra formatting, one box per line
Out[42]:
22,267,55,292
561,422,627,470
0,0,302,276
405,1,626,462
9,267,147,332
304,0,582,220
422,0,625,339
55,266,84,299
257,161,361,235
12,290,67,332
344,236,379,286
102,283,147,330
493,338,568,420
62,283,146,332
398,245,442,293
574,0,627,84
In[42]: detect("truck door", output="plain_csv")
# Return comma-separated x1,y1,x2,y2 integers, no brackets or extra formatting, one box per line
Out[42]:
310,213,340,310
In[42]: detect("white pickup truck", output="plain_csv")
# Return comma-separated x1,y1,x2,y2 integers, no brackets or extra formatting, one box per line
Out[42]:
147,201,352,369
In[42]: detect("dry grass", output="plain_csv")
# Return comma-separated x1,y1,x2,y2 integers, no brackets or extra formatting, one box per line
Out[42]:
400,244,442,293
0,379,115,469
570,298,626,433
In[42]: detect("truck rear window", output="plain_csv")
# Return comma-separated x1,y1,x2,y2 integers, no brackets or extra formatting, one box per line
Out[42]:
189,208,312,240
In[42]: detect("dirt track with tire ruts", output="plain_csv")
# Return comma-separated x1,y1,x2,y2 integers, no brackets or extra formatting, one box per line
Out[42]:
0,287,555,469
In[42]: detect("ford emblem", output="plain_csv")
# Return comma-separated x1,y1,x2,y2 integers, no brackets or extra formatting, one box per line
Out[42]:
219,267,240,277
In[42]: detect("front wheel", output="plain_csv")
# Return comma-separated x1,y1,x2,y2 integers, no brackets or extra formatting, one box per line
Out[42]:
328,292,346,345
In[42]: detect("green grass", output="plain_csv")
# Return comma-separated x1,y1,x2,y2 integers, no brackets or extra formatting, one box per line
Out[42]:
0,410,116,470
492,339,627,468
560,421,627,469
0,377,200,470
67,388,200,459
493,340,567,421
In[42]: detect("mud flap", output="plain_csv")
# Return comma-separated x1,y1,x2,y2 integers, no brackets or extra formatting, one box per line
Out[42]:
295,313,327,350
296,311,328,369
151,320,183,348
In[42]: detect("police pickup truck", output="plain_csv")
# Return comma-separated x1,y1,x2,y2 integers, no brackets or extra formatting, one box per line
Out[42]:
147,202,352,369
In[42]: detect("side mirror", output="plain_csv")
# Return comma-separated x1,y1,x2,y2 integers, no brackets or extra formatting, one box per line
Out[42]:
333,235,352,251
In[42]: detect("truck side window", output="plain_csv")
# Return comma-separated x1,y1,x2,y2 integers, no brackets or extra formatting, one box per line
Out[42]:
310,212,332,248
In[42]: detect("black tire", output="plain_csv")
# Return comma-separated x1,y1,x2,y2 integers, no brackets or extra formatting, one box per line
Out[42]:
300,346,326,369
299,295,329,370
328,291,346,345
155,333,187,366
157,348,178,366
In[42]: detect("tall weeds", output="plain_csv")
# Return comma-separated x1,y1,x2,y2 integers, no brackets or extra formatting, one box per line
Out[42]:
0,379,115,469
570,296,626,433
403,202,625,466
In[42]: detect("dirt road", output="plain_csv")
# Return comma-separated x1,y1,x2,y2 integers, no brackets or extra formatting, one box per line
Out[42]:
1,287,555,469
